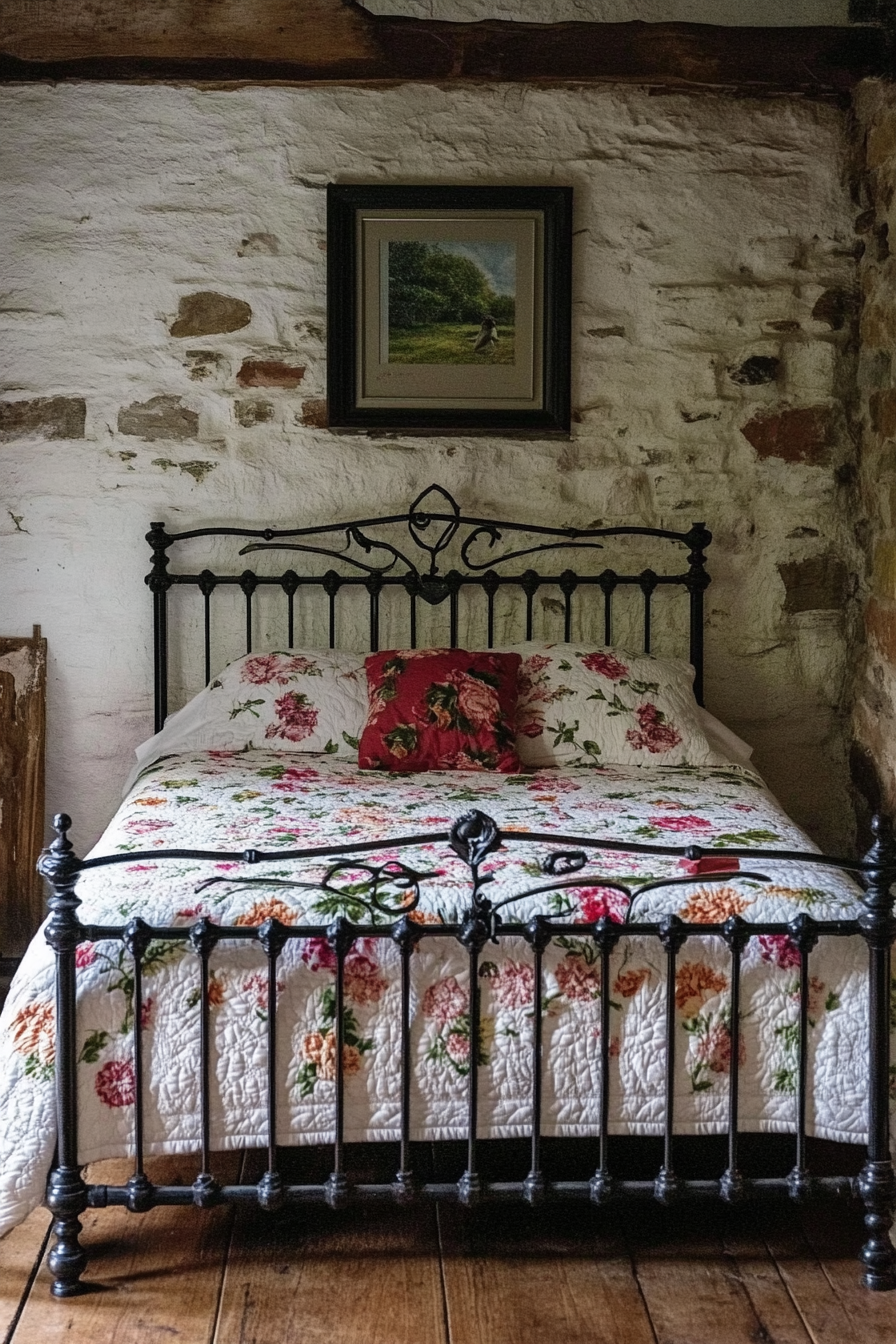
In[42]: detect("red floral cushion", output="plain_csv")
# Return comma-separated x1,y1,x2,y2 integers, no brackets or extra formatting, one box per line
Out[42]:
358,648,523,773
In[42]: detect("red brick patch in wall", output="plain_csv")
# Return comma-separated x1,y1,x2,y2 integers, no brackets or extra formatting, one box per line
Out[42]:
740,405,836,465
236,360,306,389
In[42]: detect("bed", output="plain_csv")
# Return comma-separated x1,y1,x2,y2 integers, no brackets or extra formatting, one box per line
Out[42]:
2,483,895,1297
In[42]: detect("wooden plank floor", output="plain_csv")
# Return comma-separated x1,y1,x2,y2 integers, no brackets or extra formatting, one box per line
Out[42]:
4,1147,896,1344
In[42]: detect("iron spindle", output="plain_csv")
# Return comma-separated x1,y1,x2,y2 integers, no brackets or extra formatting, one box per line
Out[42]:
457,911,490,1207
392,917,422,1202
239,570,258,656
325,918,352,1208
123,920,154,1212
524,918,551,1205
409,593,417,648
481,571,500,648
655,915,687,1203
591,918,621,1203
450,587,458,648
785,915,819,1201
643,591,652,654
559,570,577,645
203,594,212,685
369,580,380,654
257,919,288,1211
720,917,749,1203
189,919,220,1207
40,815,90,1297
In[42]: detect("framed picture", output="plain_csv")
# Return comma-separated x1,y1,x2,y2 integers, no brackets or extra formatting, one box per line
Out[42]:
327,184,572,435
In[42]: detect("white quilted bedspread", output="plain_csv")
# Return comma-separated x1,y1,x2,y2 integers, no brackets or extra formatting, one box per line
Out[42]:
0,750,883,1237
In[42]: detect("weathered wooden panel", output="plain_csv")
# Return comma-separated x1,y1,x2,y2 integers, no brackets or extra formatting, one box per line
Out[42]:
0,0,888,93
0,627,46,958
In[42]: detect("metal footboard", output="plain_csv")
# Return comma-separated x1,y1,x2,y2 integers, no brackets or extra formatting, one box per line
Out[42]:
37,809,896,1297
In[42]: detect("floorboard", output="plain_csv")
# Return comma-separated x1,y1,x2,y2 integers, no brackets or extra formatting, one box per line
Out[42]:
438,1201,656,1344
0,1206,51,1344
722,1211,818,1344
628,1202,811,1344
10,1153,241,1344
214,1146,447,1344
768,1203,896,1344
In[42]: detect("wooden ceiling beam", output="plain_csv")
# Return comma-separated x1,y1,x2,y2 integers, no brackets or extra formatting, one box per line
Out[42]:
0,1,890,95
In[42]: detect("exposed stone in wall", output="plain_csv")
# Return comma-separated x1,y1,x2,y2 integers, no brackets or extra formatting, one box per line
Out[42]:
0,397,86,441
300,398,329,428
851,81,896,817
118,396,199,441
0,83,861,850
728,356,780,386
235,399,274,427
236,359,306,389
778,556,849,614
169,292,252,338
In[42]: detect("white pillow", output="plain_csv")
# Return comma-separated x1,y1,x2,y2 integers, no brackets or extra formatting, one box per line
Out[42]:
506,642,731,769
695,707,754,767
127,648,368,789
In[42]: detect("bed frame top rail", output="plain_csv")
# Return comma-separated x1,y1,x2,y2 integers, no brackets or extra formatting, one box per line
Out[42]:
146,483,711,732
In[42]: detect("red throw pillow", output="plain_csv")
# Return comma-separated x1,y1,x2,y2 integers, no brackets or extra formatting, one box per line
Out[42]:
358,648,523,773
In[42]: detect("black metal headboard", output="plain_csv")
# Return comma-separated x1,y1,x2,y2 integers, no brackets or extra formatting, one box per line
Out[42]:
145,484,712,733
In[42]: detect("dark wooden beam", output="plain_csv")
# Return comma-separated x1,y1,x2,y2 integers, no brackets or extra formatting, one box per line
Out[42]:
0,1,891,95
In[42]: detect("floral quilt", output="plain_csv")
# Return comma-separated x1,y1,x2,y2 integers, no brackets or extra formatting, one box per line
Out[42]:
0,749,882,1238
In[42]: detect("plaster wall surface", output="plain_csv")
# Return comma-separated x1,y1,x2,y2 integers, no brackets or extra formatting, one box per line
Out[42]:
0,82,860,852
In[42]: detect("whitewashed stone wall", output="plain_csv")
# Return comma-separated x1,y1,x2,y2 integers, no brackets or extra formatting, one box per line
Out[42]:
850,81,896,820
0,83,860,851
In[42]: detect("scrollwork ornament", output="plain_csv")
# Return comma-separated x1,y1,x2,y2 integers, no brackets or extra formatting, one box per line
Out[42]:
449,809,501,870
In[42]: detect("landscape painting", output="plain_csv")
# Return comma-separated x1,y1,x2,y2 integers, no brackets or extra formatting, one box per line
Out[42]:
387,239,516,365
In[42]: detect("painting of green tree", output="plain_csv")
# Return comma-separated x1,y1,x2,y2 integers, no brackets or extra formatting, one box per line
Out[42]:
387,240,516,365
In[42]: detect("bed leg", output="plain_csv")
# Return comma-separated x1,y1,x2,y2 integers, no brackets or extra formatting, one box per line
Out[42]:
858,1159,896,1291
38,814,90,1298
858,814,896,1291
46,1167,89,1298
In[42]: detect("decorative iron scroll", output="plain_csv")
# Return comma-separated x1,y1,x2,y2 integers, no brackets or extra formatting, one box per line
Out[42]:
199,482,707,584
193,856,437,921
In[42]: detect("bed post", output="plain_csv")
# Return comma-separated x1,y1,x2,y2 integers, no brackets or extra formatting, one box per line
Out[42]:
858,813,896,1291
684,523,711,707
146,522,173,733
38,814,90,1297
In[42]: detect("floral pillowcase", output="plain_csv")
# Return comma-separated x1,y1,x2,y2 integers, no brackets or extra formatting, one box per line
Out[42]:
358,648,522,773
507,642,730,769
131,649,369,776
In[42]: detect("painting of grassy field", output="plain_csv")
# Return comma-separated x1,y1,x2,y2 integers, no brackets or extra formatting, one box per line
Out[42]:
388,322,516,365
386,239,516,366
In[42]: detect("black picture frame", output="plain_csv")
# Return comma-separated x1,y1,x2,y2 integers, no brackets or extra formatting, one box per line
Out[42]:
327,184,572,435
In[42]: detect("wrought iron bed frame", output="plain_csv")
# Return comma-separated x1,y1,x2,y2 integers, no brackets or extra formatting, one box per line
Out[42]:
37,485,896,1297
